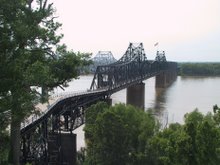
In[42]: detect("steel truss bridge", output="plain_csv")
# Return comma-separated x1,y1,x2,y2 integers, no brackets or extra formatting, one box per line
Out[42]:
89,51,117,73
20,43,177,164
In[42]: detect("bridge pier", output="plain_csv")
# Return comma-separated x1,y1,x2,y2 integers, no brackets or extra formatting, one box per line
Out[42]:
126,82,145,110
156,71,177,88
48,133,77,165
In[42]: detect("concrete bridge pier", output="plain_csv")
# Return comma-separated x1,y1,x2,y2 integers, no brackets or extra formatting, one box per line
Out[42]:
126,82,145,110
156,72,167,88
156,71,177,88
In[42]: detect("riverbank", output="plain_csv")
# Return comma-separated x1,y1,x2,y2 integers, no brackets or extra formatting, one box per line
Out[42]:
178,62,220,76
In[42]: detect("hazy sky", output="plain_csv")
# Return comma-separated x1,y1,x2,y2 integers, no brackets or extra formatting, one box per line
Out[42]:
51,0,220,62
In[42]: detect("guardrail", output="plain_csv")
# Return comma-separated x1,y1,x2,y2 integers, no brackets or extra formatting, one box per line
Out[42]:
21,88,108,129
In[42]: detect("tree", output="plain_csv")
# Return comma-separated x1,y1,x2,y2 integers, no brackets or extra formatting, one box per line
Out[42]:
149,110,220,165
213,104,220,126
179,62,220,76
94,110,128,165
0,0,90,164
84,102,110,165
196,121,220,164
84,103,220,165
184,110,220,165
0,111,10,164
76,147,86,165
84,103,158,165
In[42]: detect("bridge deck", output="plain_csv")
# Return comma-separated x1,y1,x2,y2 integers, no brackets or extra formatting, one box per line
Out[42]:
21,88,108,134
19,42,178,164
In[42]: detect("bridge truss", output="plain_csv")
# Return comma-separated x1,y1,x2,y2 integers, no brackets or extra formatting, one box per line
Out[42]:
89,51,117,73
90,43,176,93
20,42,177,164
20,90,109,164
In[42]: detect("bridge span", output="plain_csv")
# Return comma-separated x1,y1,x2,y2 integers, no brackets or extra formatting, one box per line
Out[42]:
20,43,177,165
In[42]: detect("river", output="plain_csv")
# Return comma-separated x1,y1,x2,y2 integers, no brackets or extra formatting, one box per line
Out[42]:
53,75,220,150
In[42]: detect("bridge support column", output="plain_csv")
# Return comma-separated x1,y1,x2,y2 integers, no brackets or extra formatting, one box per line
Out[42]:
61,133,77,165
48,133,77,165
156,71,177,88
126,82,145,110
156,72,167,88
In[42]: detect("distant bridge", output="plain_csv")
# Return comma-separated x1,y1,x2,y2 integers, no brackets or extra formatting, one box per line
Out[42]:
89,51,117,73
20,43,177,165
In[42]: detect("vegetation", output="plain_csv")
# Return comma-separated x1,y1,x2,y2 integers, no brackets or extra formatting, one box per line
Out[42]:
179,62,220,76
0,0,90,164
84,102,158,165
0,112,10,165
1,1,219,164
150,109,220,165
82,102,220,165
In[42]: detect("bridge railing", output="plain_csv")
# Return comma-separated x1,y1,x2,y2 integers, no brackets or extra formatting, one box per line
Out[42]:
90,59,171,92
19,42,178,164
21,88,109,130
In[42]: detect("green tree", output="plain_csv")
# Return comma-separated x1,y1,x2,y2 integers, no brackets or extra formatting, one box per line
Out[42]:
183,110,204,165
149,110,220,165
179,62,220,76
213,104,220,126
94,110,128,165
196,121,220,164
84,102,110,165
0,0,90,164
184,110,220,165
0,111,10,164
76,147,86,165
149,123,190,165
84,103,158,165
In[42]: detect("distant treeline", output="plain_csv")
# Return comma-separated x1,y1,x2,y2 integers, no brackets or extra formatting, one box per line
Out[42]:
178,62,220,76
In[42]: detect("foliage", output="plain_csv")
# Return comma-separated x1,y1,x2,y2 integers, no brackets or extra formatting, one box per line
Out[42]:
84,103,220,165
83,102,110,165
149,110,220,165
84,102,158,165
179,62,220,76
76,147,86,165
0,111,10,164
0,115,10,165
213,104,220,126
0,0,91,164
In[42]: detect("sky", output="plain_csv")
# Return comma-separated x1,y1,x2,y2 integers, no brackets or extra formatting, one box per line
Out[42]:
51,0,220,62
